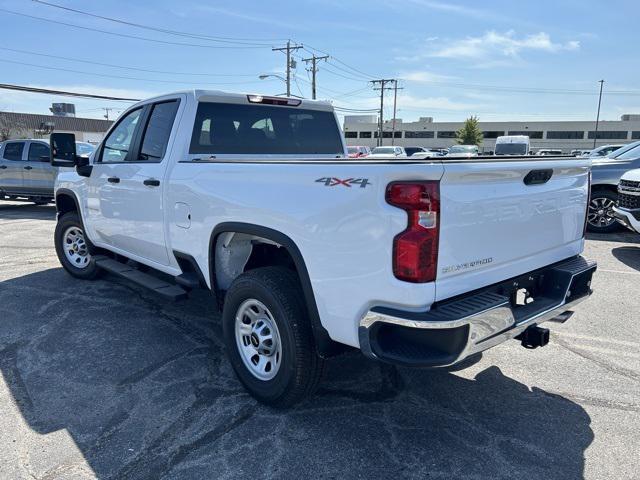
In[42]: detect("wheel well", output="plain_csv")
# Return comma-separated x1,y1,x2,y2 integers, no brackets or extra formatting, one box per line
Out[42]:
590,184,618,195
55,192,78,216
210,224,344,358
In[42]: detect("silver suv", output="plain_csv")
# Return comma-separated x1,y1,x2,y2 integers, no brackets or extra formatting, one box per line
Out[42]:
0,139,56,204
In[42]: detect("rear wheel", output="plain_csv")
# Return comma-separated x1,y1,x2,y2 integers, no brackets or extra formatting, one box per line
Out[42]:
222,267,324,407
587,190,620,233
54,212,101,279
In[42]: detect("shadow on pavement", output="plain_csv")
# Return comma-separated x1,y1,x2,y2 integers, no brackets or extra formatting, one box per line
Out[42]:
0,202,56,221
611,246,640,272
0,268,593,479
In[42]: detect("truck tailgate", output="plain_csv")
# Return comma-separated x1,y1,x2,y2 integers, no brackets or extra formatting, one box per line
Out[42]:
435,157,590,301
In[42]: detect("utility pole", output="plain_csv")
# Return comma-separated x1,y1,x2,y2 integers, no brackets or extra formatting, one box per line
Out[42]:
391,80,404,146
302,54,329,100
272,41,303,97
593,79,605,149
371,79,395,146
102,107,113,120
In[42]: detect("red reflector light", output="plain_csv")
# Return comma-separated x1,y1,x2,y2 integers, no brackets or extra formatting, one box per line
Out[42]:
247,95,302,106
386,181,440,283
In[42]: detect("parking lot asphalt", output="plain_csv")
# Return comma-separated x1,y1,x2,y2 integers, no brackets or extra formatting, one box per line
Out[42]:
0,201,639,480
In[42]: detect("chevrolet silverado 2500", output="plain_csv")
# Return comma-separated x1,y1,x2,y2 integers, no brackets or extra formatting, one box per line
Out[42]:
49,90,597,407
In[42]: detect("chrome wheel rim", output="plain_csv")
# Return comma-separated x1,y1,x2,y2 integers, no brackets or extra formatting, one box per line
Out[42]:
63,226,91,269
587,197,616,228
234,299,282,381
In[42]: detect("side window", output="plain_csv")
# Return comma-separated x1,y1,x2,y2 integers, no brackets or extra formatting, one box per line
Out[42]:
101,108,142,163
138,100,179,161
28,142,50,161
3,142,25,161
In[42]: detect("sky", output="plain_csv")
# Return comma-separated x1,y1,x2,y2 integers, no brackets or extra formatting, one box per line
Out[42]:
0,0,638,123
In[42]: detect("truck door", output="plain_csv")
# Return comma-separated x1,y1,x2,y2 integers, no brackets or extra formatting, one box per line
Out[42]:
25,141,55,197
86,99,181,266
0,141,27,195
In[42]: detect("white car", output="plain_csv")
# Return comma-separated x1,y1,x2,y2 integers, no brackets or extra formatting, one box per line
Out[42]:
613,168,640,234
49,89,596,407
367,146,407,158
446,145,479,157
495,135,529,156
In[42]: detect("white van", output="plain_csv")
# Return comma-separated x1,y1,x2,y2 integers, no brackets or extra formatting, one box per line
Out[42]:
494,135,530,156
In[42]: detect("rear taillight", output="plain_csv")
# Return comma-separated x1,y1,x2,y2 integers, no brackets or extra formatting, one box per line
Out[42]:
386,181,440,283
583,171,592,237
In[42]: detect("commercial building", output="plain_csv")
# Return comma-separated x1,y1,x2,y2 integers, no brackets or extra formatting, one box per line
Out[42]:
0,111,113,143
343,114,640,153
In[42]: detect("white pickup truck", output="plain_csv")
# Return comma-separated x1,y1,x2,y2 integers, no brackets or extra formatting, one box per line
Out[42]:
50,90,597,407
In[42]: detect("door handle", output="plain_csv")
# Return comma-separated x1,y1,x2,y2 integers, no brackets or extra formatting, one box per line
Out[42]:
143,178,160,187
24,166,33,170
107,176,120,184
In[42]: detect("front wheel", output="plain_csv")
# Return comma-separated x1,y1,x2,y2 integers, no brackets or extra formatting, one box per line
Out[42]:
222,267,324,407
54,212,101,279
587,190,620,233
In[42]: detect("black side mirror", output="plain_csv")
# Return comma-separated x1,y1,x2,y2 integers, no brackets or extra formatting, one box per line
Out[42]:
50,132,77,167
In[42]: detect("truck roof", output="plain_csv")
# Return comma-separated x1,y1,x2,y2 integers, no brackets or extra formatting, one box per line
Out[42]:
134,90,336,112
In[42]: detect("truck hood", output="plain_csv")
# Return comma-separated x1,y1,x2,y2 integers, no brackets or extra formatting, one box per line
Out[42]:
621,168,640,182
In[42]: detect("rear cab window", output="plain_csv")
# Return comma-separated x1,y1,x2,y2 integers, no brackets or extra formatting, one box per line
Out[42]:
28,142,50,161
3,142,25,161
189,102,344,156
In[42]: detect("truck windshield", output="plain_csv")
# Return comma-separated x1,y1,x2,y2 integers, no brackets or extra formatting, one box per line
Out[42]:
495,143,527,155
189,102,344,155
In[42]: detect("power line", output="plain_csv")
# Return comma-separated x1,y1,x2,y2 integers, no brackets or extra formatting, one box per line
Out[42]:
304,45,379,80
31,0,284,44
0,58,268,86
0,83,140,101
0,46,258,77
0,8,270,49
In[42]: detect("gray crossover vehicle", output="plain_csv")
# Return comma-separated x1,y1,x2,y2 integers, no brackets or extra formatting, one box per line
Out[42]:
0,139,56,204
589,140,640,232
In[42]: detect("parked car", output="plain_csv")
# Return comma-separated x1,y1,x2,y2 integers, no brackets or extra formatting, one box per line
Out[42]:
537,149,563,156
0,139,56,204
446,145,479,157
613,169,640,234
589,140,640,232
404,146,428,157
571,149,592,156
49,90,596,407
589,144,625,158
367,146,407,158
430,148,448,156
75,142,96,157
410,150,439,159
494,135,529,156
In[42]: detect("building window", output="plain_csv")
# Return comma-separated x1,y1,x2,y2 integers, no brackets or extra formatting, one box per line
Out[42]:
437,131,456,138
508,131,543,139
587,131,628,140
632,131,640,140
546,131,585,139
344,131,357,138
482,131,504,139
359,131,372,138
382,131,402,138
405,131,434,138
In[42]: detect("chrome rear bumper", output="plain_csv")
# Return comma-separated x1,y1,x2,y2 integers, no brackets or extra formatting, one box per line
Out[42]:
359,256,597,367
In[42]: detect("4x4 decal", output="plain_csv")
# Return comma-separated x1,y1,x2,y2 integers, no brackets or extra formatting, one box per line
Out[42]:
315,177,371,188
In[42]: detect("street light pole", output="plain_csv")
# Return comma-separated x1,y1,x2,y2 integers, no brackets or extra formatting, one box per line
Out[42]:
593,79,605,149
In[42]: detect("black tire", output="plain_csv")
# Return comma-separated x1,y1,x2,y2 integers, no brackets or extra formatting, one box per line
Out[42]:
54,211,101,280
587,189,620,233
222,267,324,407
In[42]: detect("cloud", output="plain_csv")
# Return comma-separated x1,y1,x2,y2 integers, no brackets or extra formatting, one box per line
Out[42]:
399,71,458,83
430,31,580,61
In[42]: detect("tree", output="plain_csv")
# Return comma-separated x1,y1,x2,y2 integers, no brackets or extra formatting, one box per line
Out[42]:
0,114,29,142
455,115,483,146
